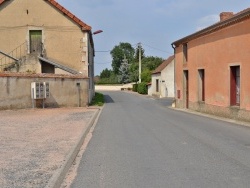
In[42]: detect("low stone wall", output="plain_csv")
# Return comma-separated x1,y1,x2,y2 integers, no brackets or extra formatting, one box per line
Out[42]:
0,73,89,110
95,83,135,91
175,99,250,123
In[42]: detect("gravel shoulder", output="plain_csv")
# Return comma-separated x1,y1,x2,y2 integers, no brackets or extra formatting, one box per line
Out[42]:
0,107,97,188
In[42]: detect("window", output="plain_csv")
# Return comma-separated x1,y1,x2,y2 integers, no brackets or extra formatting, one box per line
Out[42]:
156,79,159,92
30,30,42,54
198,69,205,101
183,43,188,63
230,66,240,106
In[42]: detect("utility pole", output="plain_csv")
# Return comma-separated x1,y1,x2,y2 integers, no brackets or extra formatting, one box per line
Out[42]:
138,42,141,83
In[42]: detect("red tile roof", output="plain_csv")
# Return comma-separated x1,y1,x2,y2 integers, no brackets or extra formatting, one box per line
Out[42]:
172,7,250,46
0,0,91,31
152,55,174,75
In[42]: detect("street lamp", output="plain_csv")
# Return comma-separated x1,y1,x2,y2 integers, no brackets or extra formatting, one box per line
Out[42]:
93,30,103,35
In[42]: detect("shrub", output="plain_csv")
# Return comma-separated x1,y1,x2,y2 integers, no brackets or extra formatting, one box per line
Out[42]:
132,83,138,92
137,82,148,94
90,92,104,106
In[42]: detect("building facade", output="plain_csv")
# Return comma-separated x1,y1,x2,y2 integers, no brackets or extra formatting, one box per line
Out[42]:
148,55,175,98
0,0,96,104
172,9,250,122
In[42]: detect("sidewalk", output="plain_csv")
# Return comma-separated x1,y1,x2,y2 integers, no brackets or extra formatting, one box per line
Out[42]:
0,107,101,188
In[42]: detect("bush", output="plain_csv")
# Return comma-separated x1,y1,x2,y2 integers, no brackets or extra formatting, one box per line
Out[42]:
90,92,104,106
137,82,148,94
132,84,138,92
95,73,119,85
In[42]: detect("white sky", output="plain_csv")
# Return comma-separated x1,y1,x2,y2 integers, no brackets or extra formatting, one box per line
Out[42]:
57,0,250,75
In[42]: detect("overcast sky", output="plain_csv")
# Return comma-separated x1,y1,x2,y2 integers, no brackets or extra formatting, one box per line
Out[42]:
57,0,250,75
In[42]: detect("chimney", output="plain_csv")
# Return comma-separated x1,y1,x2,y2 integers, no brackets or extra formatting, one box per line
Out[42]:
220,12,234,21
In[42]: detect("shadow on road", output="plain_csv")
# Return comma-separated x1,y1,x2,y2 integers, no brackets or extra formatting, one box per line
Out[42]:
104,95,114,103
156,97,174,107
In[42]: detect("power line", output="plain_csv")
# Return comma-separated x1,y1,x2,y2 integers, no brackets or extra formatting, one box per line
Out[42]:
141,43,173,54
95,50,111,52
95,61,111,64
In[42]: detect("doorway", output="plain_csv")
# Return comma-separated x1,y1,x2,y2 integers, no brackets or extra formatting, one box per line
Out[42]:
183,70,189,108
230,66,240,106
30,30,42,54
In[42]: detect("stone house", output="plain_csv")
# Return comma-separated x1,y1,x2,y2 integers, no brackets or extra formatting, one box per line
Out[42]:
148,55,174,98
0,0,96,104
171,8,250,122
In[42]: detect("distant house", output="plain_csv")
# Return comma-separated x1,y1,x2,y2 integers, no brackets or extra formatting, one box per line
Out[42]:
171,8,250,122
0,0,95,103
148,55,174,98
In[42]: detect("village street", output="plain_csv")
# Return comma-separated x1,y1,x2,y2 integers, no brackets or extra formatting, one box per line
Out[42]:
71,91,250,188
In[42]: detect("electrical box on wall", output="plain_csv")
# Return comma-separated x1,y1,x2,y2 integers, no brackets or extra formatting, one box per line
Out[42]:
45,82,50,98
31,82,50,99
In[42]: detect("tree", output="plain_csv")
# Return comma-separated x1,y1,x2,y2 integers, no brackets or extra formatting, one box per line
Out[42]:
142,56,163,71
100,68,112,79
141,69,151,83
129,62,139,82
134,43,145,61
118,55,130,84
110,42,135,74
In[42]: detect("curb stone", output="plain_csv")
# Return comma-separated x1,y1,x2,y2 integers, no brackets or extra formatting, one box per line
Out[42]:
45,107,102,188
168,106,250,128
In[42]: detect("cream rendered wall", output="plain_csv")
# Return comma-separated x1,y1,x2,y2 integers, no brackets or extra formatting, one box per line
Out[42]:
0,73,89,109
0,0,90,76
148,84,152,96
151,73,160,97
150,59,175,98
161,59,174,98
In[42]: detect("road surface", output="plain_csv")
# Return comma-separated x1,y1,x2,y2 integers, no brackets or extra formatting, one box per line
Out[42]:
72,91,250,188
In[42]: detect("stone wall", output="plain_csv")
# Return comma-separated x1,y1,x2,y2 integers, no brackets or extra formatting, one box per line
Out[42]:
0,73,89,110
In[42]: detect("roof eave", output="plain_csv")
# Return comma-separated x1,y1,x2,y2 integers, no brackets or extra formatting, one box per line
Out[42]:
172,9,250,47
45,0,92,31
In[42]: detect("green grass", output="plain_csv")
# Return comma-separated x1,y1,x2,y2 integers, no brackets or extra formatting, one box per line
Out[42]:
90,92,104,106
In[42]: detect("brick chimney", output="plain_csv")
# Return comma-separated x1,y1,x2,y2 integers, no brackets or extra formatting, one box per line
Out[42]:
220,12,234,21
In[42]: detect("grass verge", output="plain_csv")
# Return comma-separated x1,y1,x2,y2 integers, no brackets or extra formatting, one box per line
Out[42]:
90,92,104,106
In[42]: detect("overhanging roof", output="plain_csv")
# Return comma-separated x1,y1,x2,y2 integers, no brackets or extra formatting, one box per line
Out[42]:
38,56,79,75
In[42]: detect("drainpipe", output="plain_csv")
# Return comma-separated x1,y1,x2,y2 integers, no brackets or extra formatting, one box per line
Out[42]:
171,44,176,107
76,82,81,107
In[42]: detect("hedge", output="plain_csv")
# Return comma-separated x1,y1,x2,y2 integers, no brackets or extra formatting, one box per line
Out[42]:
137,82,148,94
132,84,138,92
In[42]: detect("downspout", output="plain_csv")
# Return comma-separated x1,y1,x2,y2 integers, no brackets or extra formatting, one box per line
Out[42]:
171,43,176,107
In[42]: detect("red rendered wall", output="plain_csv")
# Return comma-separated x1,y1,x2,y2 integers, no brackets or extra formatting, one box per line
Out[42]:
175,18,250,110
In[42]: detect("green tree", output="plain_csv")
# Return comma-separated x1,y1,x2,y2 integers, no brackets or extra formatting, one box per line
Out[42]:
110,42,135,74
142,56,163,71
100,68,112,79
118,56,130,84
129,62,139,82
141,69,151,83
134,44,145,61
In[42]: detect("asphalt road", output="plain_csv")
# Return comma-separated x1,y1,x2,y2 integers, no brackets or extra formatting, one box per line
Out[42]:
71,91,250,188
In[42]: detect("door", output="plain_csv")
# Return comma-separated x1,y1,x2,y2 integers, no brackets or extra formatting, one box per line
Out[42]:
230,66,240,106
30,30,42,54
198,69,205,101
184,70,189,108
156,79,159,92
